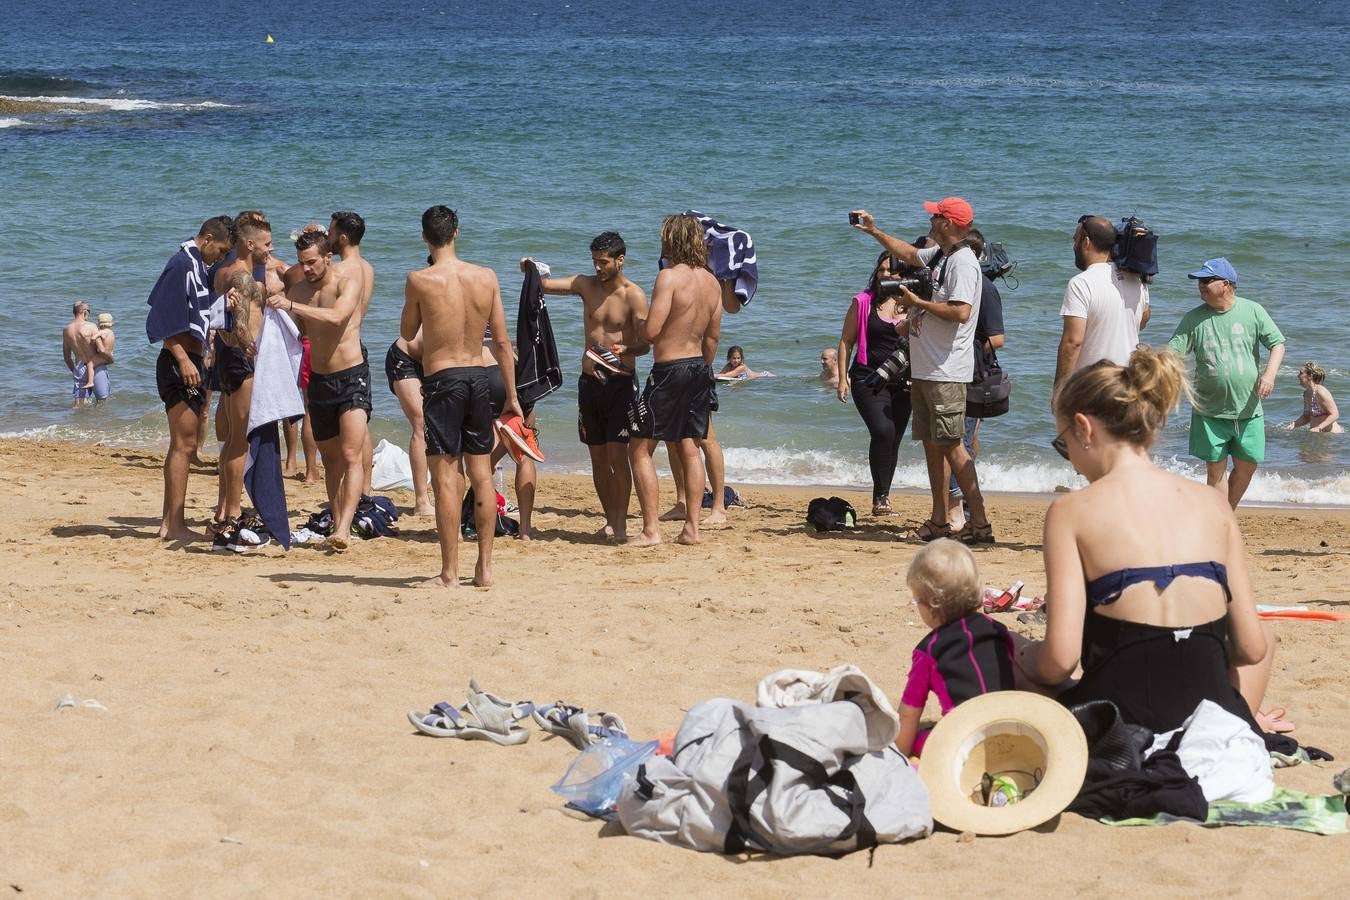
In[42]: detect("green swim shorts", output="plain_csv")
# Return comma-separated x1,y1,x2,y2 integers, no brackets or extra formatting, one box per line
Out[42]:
1189,412,1265,464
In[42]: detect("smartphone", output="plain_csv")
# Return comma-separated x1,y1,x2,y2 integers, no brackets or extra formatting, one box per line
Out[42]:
848,212,861,226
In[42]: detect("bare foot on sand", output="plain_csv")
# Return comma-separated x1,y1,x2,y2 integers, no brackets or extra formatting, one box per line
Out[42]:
282,465,300,478
412,503,435,517
321,535,349,553
659,503,686,522
701,510,728,528
473,563,494,587
303,472,320,485
676,526,702,545
158,525,202,542
516,531,533,543
626,529,662,547
418,574,459,589
595,524,615,540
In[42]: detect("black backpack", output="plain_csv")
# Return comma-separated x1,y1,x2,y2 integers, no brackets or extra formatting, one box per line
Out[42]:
806,497,857,532
460,488,520,538
1112,216,1158,282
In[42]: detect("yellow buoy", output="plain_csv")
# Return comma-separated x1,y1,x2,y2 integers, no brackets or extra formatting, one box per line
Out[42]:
265,34,275,43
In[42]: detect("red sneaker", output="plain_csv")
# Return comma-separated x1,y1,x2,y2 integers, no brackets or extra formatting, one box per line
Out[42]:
496,413,545,463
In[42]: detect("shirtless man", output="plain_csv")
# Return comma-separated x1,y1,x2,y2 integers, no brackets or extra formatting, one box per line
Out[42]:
210,213,271,545
145,217,233,541
329,211,375,495
268,227,373,551
521,231,649,541
400,205,521,587
63,301,97,407
628,214,722,546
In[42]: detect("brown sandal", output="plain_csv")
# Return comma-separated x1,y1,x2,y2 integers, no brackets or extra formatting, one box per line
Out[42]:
956,521,995,545
915,519,953,542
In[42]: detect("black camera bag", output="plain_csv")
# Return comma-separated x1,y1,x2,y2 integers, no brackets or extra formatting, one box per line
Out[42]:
966,345,1010,418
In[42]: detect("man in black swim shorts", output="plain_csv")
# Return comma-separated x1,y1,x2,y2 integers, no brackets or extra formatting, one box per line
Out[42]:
521,231,649,541
627,214,722,547
145,216,232,542
268,228,373,551
399,206,522,588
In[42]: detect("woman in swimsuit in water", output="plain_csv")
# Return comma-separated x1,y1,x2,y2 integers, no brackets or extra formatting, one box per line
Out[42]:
1288,361,1343,433
1015,347,1290,737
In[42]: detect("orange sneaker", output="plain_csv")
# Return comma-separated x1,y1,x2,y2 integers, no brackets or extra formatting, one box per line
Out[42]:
496,413,545,463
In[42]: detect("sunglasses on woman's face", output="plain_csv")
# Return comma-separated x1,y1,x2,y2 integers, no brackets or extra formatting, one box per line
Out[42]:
1052,427,1071,460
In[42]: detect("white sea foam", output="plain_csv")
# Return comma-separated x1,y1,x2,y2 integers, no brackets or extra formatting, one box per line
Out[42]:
0,95,236,112
0,117,26,128
718,445,1350,507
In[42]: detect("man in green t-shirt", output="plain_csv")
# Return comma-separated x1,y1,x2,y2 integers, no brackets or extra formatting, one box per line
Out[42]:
1167,257,1285,508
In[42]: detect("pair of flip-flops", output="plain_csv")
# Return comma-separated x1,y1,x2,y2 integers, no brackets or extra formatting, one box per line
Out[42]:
530,702,630,751
407,680,629,748
407,679,536,745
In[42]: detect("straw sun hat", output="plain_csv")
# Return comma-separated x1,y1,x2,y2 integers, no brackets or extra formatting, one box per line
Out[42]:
918,691,1088,836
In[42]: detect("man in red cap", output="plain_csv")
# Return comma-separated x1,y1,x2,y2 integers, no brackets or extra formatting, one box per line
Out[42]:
850,198,994,545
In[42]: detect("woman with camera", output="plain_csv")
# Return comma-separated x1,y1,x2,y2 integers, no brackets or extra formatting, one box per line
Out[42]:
836,252,913,517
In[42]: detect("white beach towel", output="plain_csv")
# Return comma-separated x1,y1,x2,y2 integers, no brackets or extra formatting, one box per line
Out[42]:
247,307,304,435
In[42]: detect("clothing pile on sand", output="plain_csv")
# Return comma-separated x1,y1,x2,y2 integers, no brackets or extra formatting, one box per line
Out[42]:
407,663,1349,855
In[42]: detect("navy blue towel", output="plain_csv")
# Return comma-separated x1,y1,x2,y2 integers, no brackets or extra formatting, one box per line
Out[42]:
686,211,759,307
245,422,291,550
146,242,211,345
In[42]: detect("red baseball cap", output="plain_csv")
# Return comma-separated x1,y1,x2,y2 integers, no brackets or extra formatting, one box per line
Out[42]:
923,197,974,227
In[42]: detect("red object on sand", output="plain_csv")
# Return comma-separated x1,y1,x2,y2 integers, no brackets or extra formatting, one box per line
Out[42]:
1257,610,1350,622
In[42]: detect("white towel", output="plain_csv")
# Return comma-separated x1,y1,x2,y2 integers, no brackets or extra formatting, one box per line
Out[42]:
247,307,305,436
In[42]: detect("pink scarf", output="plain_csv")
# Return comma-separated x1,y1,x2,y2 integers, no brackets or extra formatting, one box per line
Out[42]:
853,290,874,366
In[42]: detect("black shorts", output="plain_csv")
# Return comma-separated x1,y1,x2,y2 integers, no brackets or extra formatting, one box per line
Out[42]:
306,361,373,442
422,366,494,457
578,372,636,445
384,341,423,394
483,364,535,420
214,336,254,395
628,356,714,442
156,348,206,416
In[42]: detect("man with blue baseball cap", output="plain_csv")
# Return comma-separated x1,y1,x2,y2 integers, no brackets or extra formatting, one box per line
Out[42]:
1167,257,1285,508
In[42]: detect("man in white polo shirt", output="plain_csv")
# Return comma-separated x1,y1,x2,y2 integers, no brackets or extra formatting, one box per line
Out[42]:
851,197,993,545
1053,215,1150,387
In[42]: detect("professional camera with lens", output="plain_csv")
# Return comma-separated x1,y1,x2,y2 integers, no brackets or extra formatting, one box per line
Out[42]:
875,268,934,302
863,343,910,394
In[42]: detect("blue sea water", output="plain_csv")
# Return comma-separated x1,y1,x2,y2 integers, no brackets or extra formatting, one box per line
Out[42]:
2,0,1349,503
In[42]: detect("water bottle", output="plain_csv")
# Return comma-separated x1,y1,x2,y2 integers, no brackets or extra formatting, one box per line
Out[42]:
494,463,507,499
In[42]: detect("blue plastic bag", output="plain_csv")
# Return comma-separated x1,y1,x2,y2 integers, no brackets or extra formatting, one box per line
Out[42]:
551,737,660,818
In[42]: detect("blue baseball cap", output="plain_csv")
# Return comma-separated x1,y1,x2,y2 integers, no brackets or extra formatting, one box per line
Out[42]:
1187,257,1238,284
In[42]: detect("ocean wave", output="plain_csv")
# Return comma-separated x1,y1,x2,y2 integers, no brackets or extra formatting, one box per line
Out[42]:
0,94,236,112
718,445,1350,507
0,72,97,94
0,117,25,128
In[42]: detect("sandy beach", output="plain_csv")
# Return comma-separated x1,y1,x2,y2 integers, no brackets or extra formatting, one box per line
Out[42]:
3,436,1348,897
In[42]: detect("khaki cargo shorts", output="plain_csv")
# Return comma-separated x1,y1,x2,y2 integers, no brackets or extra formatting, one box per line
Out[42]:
910,379,967,443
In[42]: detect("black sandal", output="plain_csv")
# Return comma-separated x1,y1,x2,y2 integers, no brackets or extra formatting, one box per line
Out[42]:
915,519,953,542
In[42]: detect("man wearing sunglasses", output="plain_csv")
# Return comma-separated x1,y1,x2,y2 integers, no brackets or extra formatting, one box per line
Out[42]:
1167,257,1285,508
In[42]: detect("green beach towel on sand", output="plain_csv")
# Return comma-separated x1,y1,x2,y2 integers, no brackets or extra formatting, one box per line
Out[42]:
1104,788,1347,835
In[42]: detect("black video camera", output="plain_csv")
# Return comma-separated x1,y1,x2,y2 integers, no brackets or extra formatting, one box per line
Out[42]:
875,268,934,302
863,343,910,394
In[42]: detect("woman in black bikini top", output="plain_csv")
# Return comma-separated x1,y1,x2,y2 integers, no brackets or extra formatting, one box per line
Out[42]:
1015,347,1283,736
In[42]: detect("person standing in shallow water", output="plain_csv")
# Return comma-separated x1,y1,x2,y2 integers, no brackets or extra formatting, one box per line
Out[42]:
1167,257,1285,509
63,300,97,407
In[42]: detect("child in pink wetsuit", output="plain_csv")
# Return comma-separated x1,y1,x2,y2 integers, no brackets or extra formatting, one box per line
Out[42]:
897,539,1016,756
